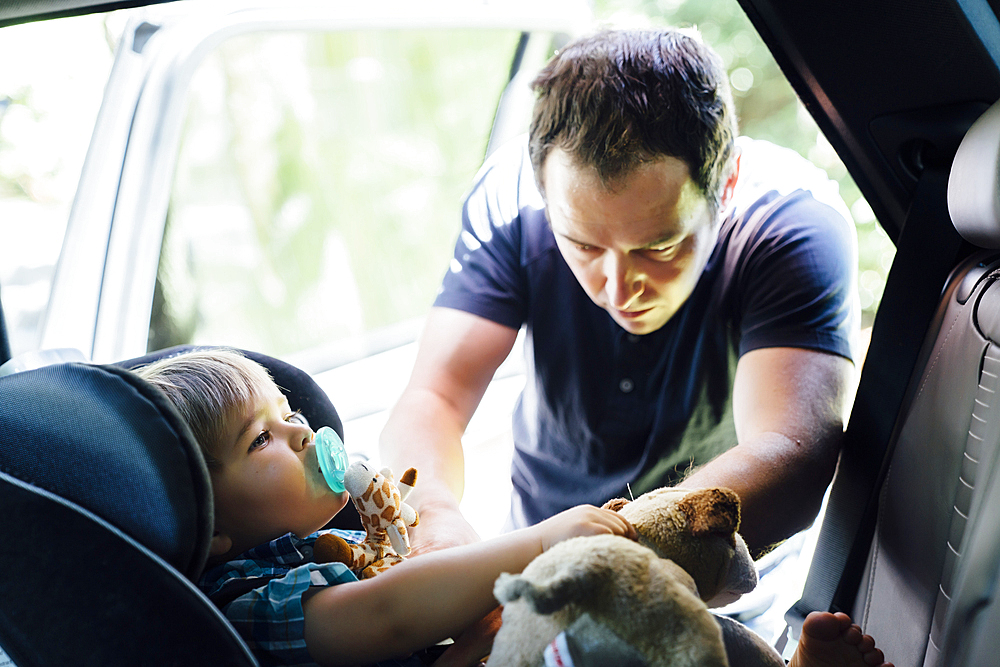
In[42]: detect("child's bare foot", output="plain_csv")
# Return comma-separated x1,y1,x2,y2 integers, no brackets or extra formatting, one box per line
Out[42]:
788,612,893,667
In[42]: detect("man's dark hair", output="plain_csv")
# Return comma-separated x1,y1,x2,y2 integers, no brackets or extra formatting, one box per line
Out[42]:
529,29,738,210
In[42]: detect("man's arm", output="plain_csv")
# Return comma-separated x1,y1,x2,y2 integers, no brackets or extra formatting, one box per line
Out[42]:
380,306,519,554
678,346,853,554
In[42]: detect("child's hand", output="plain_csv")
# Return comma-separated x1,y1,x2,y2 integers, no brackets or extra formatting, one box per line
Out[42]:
534,504,637,551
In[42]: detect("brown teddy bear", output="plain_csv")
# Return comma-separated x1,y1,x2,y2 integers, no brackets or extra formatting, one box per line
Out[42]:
488,487,785,667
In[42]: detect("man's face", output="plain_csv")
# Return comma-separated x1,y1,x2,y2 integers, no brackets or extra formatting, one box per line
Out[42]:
211,383,349,557
543,148,722,335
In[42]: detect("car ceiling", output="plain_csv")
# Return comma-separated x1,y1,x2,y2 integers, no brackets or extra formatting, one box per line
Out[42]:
6,0,1000,243
738,0,1000,241
0,0,177,28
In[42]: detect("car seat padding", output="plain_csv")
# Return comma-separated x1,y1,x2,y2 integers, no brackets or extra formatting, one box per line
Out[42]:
0,470,256,666
0,361,212,579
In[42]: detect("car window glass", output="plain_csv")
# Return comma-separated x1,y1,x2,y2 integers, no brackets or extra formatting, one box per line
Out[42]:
0,14,115,357
153,28,544,371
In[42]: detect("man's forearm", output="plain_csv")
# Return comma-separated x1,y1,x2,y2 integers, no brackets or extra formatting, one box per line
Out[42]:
678,430,841,554
380,386,469,511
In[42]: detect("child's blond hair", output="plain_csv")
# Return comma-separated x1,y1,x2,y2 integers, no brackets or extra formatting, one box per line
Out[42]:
133,348,276,470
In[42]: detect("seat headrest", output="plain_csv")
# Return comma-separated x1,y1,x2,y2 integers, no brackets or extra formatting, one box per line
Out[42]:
0,345,348,583
0,362,213,579
949,99,1000,248
119,345,345,442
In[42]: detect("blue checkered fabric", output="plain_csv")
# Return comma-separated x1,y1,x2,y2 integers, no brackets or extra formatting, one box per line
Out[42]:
199,529,425,667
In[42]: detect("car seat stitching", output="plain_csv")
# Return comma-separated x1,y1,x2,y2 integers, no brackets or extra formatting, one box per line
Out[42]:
913,311,963,401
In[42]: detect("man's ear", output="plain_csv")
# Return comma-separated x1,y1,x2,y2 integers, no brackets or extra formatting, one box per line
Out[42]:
210,531,233,558
720,151,741,209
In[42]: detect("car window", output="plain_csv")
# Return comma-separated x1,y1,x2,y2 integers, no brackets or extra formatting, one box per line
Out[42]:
152,27,550,371
0,13,115,358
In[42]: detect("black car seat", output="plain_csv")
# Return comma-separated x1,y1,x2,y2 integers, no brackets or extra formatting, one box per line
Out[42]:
0,344,355,666
784,100,1000,667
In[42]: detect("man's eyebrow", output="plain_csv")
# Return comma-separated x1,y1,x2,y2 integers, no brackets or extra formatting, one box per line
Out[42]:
638,232,683,249
556,232,593,245
553,229,595,247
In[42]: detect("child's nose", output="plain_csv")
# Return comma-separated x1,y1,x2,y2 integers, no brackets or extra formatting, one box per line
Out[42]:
290,425,312,451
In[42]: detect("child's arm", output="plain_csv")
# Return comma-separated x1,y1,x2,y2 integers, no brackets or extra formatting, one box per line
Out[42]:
302,504,635,666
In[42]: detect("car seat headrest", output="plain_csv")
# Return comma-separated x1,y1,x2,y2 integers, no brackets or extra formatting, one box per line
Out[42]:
0,362,213,579
120,345,345,442
949,99,1000,248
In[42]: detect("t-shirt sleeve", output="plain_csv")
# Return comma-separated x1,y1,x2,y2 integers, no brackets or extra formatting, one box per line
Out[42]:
733,189,859,362
432,140,535,330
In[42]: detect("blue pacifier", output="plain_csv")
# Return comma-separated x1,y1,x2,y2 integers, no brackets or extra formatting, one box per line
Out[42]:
314,426,349,493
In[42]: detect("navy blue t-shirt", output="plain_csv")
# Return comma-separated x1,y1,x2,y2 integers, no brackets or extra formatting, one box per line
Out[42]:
435,137,859,528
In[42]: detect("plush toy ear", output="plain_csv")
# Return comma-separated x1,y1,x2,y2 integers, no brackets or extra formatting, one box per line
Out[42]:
677,487,741,538
602,497,630,512
397,467,417,502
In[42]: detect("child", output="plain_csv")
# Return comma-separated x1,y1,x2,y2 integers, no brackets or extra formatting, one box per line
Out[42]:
135,348,636,666
136,348,891,667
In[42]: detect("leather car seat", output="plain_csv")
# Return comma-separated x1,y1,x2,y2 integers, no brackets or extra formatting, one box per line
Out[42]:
842,99,1000,667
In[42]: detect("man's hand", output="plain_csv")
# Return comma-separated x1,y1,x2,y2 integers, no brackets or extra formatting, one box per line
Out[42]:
408,503,482,557
430,606,503,667
380,308,519,553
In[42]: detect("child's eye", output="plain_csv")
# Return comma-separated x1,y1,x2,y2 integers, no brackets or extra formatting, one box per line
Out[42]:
286,410,309,427
249,430,270,453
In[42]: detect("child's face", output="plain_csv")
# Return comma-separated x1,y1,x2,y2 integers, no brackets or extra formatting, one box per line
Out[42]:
210,382,349,558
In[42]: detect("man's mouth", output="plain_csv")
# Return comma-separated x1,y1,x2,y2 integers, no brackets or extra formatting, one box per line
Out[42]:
615,307,652,319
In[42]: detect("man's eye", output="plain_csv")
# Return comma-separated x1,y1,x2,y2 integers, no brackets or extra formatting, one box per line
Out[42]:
574,243,596,252
286,410,309,427
249,431,270,453
647,245,679,259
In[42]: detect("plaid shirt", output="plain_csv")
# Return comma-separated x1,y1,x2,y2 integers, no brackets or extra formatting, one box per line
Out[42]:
198,529,428,667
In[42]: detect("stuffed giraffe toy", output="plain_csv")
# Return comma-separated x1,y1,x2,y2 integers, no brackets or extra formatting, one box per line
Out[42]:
314,460,419,579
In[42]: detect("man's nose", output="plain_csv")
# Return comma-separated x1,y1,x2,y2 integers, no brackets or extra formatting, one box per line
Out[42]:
605,253,642,309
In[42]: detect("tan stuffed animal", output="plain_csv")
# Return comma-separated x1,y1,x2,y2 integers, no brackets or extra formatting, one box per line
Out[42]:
314,461,419,579
489,487,769,667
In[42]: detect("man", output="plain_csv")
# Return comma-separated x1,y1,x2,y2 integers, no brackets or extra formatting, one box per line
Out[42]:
380,28,858,558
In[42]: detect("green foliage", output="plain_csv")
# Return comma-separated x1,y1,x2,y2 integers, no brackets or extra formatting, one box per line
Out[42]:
155,29,529,358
